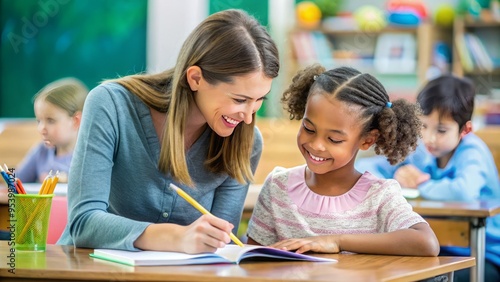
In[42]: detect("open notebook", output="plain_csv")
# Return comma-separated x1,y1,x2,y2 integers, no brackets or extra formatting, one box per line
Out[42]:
91,245,336,266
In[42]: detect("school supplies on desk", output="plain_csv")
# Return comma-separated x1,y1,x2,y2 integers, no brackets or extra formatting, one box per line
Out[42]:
3,168,61,251
169,183,244,247
90,244,336,266
0,164,23,194
14,193,54,251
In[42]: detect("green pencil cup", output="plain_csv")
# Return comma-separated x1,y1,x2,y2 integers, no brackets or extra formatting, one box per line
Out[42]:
14,194,54,252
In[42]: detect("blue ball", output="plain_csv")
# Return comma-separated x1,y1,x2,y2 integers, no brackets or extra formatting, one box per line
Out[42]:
388,10,421,26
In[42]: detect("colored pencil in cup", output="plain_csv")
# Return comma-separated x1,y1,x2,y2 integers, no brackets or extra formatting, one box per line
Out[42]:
39,171,53,195
0,165,18,194
15,178,26,194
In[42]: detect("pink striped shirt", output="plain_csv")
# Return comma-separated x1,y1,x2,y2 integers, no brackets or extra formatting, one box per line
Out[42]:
247,165,426,246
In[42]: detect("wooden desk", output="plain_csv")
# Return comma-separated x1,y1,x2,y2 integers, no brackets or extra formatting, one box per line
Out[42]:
408,200,500,282
0,242,474,282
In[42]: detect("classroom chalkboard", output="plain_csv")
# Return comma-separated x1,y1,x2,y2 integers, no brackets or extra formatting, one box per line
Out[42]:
0,0,147,118
1,0,270,118
209,0,268,26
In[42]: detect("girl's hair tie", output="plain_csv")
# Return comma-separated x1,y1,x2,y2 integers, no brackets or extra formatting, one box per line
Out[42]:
313,75,318,81
386,102,392,108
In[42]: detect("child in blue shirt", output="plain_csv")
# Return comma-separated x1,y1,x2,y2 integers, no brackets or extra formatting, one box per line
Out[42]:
356,75,500,281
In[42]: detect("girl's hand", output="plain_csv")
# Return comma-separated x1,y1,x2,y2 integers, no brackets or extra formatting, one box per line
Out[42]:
270,236,339,254
179,214,233,254
394,165,430,188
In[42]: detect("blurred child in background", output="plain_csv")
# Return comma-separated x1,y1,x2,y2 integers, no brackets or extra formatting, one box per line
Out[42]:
356,74,500,281
247,65,439,257
0,77,87,240
13,77,88,183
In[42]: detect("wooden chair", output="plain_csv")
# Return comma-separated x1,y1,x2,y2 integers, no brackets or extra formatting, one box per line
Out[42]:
47,196,68,244
475,126,500,175
426,218,470,247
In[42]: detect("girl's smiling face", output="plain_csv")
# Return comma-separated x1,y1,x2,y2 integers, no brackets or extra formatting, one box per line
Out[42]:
298,93,368,175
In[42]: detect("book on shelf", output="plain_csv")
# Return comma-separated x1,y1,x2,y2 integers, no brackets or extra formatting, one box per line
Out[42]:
374,33,416,74
464,33,494,72
291,31,316,65
455,33,474,72
310,31,335,68
90,244,337,266
290,30,334,67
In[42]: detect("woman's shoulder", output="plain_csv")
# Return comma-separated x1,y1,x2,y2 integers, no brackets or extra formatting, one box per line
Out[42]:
86,82,135,105
84,82,146,119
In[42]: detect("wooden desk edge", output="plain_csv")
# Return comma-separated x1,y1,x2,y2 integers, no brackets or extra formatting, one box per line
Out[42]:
388,257,475,282
0,242,476,282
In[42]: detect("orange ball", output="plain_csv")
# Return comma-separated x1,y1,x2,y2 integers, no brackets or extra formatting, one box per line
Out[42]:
296,1,322,29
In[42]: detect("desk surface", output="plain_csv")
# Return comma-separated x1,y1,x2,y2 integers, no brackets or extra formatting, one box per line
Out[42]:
408,199,500,218
0,243,475,282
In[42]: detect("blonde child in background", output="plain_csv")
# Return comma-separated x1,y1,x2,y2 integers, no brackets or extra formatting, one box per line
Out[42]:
0,77,87,240
14,77,88,183
247,65,439,257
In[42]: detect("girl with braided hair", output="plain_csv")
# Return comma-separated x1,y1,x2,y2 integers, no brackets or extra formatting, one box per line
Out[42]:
247,65,439,256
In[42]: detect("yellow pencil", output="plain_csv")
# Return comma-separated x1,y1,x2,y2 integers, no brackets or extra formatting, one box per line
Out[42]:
169,183,244,247
47,172,59,194
39,173,51,195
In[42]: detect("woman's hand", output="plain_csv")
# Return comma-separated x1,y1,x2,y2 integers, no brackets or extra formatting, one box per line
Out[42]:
270,235,340,254
179,214,233,254
394,165,430,188
134,214,233,254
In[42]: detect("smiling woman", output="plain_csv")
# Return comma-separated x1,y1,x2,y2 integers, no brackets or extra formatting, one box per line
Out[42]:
188,69,272,137
56,9,280,255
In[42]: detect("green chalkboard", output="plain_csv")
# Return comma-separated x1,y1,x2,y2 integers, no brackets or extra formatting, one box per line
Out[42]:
0,0,147,117
209,0,268,26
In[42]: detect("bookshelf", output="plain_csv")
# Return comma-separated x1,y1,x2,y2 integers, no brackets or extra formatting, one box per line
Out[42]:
287,22,439,100
452,16,500,95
